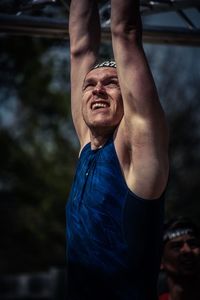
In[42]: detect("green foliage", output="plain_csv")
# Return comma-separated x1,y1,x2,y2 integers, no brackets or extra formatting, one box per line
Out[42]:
146,45,200,226
0,36,78,273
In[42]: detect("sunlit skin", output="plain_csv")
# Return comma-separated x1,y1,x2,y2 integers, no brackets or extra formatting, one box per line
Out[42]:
81,67,124,136
162,234,200,278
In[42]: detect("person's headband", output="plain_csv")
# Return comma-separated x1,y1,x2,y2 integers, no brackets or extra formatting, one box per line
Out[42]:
163,228,194,243
92,60,117,70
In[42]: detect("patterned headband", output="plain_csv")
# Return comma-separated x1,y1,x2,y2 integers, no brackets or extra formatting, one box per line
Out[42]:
163,228,194,242
92,60,117,70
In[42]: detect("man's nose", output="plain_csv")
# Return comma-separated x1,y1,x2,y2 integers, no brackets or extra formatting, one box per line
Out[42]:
181,242,192,253
92,82,106,95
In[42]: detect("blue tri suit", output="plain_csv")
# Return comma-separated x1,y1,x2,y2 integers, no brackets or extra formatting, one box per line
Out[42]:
66,137,165,300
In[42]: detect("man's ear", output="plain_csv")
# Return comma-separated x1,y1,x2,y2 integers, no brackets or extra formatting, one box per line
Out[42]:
160,258,165,271
160,262,164,271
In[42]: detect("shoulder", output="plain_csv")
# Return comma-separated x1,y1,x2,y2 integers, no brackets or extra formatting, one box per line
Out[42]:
159,293,169,300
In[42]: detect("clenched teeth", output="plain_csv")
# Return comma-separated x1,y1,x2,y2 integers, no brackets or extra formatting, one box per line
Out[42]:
92,103,108,110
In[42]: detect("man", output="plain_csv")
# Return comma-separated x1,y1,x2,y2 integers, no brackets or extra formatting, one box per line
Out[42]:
159,217,200,300
66,0,169,299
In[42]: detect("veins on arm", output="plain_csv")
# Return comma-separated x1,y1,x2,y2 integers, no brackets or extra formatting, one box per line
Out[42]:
69,0,100,145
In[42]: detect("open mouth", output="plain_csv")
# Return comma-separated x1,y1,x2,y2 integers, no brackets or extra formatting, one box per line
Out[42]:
91,102,109,110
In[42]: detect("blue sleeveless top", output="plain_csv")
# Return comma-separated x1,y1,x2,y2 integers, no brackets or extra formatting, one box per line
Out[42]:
66,137,164,300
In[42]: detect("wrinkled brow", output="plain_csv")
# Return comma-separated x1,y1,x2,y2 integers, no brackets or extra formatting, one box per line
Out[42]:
82,75,119,89
82,78,95,87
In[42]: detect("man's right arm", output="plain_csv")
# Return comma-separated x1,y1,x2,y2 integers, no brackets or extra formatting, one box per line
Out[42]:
69,0,100,146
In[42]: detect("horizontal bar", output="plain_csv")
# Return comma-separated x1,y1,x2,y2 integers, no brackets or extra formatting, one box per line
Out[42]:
0,14,200,46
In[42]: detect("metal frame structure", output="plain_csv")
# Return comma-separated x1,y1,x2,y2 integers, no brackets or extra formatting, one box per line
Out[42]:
0,0,200,45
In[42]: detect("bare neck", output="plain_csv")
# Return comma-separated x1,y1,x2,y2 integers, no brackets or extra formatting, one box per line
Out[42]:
89,133,111,150
89,127,116,150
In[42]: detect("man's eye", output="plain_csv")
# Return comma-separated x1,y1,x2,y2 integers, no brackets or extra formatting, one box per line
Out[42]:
187,239,200,248
170,242,182,251
172,246,181,251
106,81,118,86
84,83,94,90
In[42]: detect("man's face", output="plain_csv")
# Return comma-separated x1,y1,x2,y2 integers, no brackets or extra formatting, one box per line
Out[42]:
82,67,124,131
162,234,200,278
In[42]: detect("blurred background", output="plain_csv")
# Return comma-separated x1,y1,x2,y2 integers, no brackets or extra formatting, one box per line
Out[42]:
0,0,200,299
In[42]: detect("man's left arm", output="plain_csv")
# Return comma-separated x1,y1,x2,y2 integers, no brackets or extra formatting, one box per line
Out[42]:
111,0,169,199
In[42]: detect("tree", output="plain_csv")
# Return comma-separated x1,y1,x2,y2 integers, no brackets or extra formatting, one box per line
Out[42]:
145,44,200,225
0,35,78,273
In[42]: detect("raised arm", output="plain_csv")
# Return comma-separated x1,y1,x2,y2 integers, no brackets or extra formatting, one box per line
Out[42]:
69,0,100,146
111,0,169,199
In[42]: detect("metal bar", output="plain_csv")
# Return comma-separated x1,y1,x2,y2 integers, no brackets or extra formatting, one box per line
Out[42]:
16,0,57,15
176,9,197,30
140,0,200,16
0,14,200,46
143,25,200,46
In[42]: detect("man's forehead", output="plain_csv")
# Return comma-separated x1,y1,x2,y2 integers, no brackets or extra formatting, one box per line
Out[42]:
85,67,118,81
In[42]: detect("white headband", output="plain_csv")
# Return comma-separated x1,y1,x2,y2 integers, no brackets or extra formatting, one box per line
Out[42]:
163,228,194,242
92,60,117,69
